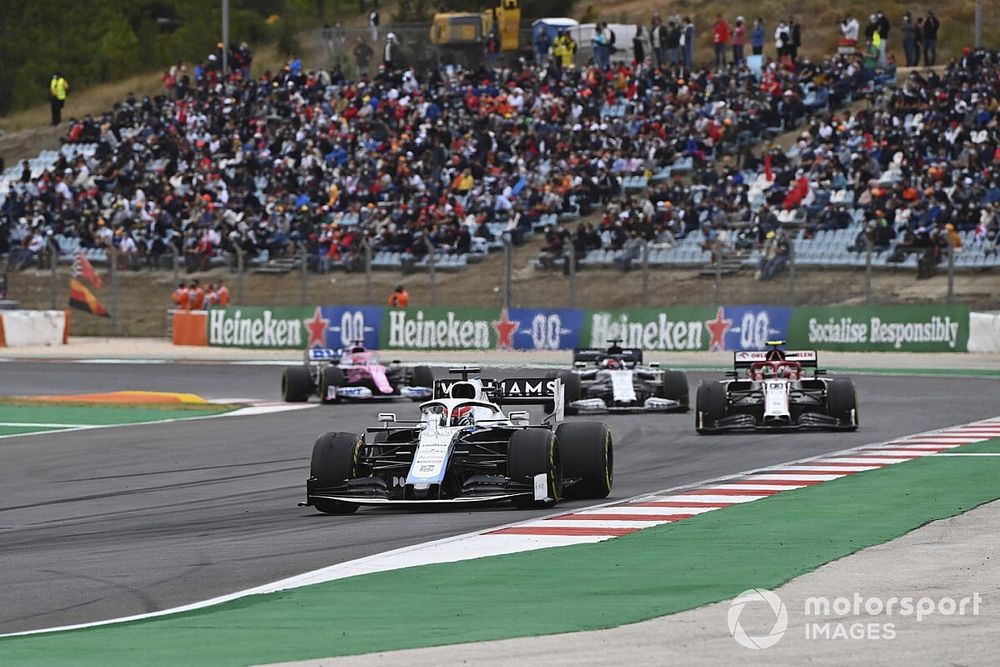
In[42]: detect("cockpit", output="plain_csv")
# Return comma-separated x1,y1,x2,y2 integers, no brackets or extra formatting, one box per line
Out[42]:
420,401,502,427
748,361,802,382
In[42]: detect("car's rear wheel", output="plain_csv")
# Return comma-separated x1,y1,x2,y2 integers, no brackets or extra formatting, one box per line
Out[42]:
409,365,434,400
309,432,362,514
657,370,690,409
319,366,345,404
827,378,859,430
557,421,613,499
695,382,727,435
282,366,313,402
544,370,581,415
508,429,562,508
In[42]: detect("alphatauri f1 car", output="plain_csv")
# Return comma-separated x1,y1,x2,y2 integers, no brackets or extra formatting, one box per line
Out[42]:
550,339,689,414
281,342,433,403
302,368,614,513
695,343,859,434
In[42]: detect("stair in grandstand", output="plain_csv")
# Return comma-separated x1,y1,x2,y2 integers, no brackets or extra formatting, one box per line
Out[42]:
698,251,747,276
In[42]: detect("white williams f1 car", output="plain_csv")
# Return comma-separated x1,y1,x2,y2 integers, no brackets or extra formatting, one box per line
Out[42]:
695,343,859,434
302,368,614,513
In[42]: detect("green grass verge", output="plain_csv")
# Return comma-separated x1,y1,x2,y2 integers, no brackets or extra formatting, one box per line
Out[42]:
0,404,235,436
2,447,999,666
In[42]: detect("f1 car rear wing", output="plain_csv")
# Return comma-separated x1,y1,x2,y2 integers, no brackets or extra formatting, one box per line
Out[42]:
573,347,644,364
305,347,342,362
433,378,498,400
733,350,819,369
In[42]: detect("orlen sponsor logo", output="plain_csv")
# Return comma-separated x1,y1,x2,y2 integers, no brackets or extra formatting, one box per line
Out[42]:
387,310,492,349
209,309,303,347
590,312,704,350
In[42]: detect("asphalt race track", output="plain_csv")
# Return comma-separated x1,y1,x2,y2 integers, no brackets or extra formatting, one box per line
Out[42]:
1,361,996,634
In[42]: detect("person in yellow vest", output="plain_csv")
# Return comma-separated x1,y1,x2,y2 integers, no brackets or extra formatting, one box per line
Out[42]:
50,72,69,126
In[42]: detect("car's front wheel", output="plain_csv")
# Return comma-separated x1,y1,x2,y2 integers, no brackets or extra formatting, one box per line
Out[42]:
319,366,345,404
282,366,313,402
657,370,690,409
508,429,562,508
695,382,727,435
309,432,363,514
557,421,613,499
826,378,859,430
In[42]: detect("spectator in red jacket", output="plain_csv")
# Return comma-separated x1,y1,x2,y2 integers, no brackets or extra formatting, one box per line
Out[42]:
713,14,730,69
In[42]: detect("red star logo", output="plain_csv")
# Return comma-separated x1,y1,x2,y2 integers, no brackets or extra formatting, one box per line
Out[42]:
492,308,520,350
304,306,330,347
705,307,732,352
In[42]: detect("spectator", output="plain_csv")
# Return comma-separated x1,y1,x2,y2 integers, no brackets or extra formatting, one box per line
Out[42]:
712,14,729,69
682,17,695,69
875,10,890,66
383,32,398,70
216,279,230,306
632,25,646,66
535,27,552,68
841,14,860,45
732,17,746,66
353,37,374,76
650,15,666,70
901,13,918,67
665,20,681,69
750,18,765,56
788,17,801,62
923,10,940,66
49,72,69,126
774,21,791,61
368,9,379,42
171,282,189,310
757,230,790,280
614,230,643,272
388,284,409,307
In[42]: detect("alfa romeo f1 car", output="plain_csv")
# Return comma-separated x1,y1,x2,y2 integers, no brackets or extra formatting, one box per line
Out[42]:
695,342,859,434
302,368,614,513
281,342,434,404
550,339,689,414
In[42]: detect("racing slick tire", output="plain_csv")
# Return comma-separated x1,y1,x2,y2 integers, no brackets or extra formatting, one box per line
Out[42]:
309,432,362,514
409,365,434,400
695,382,727,435
657,370,690,410
545,370,582,415
282,366,314,402
826,378,859,431
556,421,613,500
508,429,562,508
319,366,345,404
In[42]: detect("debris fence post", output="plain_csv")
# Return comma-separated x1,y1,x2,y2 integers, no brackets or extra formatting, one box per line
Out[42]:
425,237,437,306
48,238,58,309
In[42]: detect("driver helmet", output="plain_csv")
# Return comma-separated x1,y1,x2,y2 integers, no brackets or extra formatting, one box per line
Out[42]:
601,357,623,370
451,405,475,426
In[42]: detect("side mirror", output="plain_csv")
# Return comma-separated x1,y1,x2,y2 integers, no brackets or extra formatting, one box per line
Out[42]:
377,412,396,423
648,362,660,368
509,410,530,426
573,361,587,369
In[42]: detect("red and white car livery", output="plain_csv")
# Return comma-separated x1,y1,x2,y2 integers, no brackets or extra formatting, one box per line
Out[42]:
695,343,859,434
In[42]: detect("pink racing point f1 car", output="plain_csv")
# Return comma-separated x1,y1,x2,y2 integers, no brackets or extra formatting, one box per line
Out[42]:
281,342,434,404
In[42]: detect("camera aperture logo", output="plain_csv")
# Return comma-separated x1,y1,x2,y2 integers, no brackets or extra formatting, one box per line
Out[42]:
728,588,789,650
727,589,982,648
